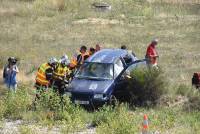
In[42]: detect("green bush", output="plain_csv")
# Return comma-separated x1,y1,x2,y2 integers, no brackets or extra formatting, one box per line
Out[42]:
33,89,86,131
94,104,141,134
3,87,32,119
92,105,117,126
127,68,168,106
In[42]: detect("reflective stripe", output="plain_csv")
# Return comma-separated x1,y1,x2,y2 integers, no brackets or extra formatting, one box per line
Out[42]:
143,120,148,129
70,52,89,67
53,64,69,79
35,63,51,86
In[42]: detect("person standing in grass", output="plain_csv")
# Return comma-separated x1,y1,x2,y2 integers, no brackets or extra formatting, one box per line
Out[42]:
3,57,19,92
145,39,159,68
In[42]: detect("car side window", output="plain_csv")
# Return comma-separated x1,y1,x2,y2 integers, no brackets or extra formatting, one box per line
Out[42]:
126,61,147,73
114,59,124,78
123,54,133,65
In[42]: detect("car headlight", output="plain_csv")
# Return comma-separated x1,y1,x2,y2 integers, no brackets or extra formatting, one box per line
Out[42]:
64,92,72,97
94,94,104,99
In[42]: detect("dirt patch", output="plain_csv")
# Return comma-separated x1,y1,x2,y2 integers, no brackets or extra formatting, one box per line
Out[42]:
73,18,124,25
158,95,188,107
0,8,17,16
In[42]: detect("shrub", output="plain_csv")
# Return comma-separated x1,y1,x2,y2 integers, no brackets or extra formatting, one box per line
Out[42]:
95,104,140,134
3,87,32,119
92,105,117,126
127,68,168,106
33,89,86,131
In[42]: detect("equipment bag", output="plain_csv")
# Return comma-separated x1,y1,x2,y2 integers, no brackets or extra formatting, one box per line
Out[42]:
3,65,8,79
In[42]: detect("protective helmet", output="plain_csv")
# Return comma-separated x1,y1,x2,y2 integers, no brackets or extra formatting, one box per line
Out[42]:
48,57,58,65
60,54,70,66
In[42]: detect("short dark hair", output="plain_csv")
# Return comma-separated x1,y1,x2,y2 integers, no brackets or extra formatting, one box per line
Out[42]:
121,45,127,50
90,47,95,52
80,45,87,51
8,57,17,65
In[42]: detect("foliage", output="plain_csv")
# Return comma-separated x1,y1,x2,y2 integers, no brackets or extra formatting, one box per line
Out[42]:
127,68,168,106
185,88,200,111
2,87,32,119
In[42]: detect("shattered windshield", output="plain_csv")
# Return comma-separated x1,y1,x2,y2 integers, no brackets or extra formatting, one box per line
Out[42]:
75,62,114,80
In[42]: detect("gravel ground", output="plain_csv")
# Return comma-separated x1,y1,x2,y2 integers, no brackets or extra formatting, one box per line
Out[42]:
0,120,96,134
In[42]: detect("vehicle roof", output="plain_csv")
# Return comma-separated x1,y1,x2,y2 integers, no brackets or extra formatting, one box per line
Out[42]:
86,49,130,63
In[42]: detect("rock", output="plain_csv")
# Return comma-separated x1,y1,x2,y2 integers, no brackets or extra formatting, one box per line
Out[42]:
92,2,111,11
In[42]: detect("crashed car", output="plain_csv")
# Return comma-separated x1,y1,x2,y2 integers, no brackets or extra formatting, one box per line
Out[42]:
66,49,147,107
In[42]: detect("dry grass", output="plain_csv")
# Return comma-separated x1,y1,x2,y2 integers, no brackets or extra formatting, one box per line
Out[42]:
0,0,199,86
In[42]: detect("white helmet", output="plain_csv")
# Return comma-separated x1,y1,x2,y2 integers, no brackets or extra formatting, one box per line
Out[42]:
60,54,70,66
49,57,58,65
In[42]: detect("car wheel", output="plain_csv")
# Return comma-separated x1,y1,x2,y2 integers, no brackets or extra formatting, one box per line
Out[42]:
109,95,118,106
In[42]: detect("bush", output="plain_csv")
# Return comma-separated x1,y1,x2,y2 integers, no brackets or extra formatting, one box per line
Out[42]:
92,105,117,126
3,87,32,119
94,104,139,134
127,68,168,106
33,89,86,132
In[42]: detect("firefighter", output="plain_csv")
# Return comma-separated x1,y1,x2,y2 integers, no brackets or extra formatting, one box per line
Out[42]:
70,45,89,69
35,57,58,96
145,39,159,68
52,55,71,95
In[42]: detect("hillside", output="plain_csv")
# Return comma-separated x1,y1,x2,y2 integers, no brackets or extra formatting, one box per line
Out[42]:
0,0,200,134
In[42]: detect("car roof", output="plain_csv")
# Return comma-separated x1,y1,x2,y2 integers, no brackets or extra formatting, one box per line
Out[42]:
86,49,130,63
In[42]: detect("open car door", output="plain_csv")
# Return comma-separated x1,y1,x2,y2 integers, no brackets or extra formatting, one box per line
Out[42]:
113,59,147,102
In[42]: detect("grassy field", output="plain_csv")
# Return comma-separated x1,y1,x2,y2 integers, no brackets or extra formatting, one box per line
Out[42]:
0,0,200,133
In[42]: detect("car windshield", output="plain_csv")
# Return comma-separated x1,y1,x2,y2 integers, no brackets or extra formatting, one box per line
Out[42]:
75,62,114,80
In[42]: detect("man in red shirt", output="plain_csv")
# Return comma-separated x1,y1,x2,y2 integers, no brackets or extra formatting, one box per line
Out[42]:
146,39,159,68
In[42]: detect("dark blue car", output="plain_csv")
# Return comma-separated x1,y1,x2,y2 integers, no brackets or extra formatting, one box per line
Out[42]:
65,49,146,107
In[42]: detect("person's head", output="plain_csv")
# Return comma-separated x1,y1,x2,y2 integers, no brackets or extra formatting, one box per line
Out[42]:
151,38,158,46
89,47,95,55
121,45,127,50
95,44,101,51
80,45,87,54
8,57,17,66
48,57,58,68
60,54,70,67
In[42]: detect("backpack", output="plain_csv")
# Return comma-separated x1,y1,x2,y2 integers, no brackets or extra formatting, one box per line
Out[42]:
3,65,8,79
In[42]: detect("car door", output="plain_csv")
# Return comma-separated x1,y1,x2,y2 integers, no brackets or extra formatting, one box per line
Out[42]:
112,58,129,101
113,59,147,102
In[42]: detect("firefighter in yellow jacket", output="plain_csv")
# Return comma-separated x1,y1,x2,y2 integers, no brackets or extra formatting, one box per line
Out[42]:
52,55,71,95
35,57,58,97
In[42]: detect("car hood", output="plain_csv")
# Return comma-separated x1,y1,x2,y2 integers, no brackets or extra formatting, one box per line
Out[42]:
70,79,114,94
